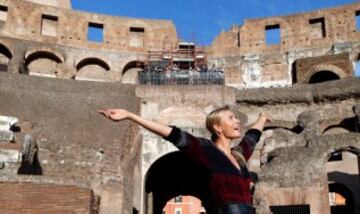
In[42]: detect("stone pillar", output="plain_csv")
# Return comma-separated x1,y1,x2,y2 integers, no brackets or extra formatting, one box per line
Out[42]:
7,45,26,74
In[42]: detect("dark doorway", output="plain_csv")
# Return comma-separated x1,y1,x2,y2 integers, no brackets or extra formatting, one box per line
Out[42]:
145,151,215,214
328,183,355,214
308,70,340,84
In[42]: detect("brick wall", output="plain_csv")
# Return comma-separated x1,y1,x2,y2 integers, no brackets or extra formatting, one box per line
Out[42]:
0,182,95,213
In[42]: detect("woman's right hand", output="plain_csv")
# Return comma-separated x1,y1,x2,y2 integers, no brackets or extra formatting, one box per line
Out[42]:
98,108,172,137
97,109,131,121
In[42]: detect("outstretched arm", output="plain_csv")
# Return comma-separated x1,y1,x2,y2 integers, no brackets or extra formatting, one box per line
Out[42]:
97,109,172,138
232,112,272,161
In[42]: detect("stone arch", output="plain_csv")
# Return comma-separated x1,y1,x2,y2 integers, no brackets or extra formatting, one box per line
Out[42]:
25,50,63,77
305,64,346,84
323,125,350,135
144,152,215,214
0,43,13,72
75,57,111,82
326,148,360,214
121,60,145,84
328,183,355,214
325,147,360,161
309,71,340,84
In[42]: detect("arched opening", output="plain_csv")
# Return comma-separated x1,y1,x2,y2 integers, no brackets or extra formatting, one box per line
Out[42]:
323,126,350,135
25,51,62,77
145,152,215,214
322,116,357,135
163,195,206,214
328,183,354,214
326,149,360,214
308,70,340,84
75,57,110,82
122,61,144,84
309,71,340,84
0,43,12,72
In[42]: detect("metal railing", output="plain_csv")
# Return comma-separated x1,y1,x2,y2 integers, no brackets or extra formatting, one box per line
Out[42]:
138,69,224,85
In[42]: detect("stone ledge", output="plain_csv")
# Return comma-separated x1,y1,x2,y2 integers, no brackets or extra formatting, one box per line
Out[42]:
236,78,360,105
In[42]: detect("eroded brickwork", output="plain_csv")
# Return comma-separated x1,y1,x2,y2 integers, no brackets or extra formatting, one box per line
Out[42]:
0,73,141,213
208,3,360,88
0,183,94,213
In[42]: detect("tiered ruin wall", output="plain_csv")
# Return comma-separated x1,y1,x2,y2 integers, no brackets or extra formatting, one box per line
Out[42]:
0,0,178,83
138,78,360,214
0,0,177,51
0,72,142,213
208,3,360,88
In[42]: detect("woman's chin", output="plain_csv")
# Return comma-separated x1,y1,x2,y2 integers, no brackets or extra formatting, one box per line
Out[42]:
230,134,242,139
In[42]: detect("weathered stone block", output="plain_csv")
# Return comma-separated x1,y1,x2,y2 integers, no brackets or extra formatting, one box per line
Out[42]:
0,130,13,141
0,149,20,163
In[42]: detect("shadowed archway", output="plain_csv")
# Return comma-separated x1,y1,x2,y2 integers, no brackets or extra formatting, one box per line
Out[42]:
145,151,215,214
0,43,12,72
328,183,355,214
309,70,340,84
122,60,145,84
326,148,360,214
24,51,63,76
75,57,111,81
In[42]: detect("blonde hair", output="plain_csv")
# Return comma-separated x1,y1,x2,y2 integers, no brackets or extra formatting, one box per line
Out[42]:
206,105,231,141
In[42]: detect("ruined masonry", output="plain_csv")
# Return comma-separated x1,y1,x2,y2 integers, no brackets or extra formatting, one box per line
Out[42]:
0,0,359,214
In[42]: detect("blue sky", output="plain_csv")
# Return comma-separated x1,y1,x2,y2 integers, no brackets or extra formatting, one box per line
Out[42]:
72,0,357,45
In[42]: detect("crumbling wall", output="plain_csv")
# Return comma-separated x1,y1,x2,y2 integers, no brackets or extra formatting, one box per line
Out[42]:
208,3,360,88
0,36,151,82
0,0,177,52
0,183,94,213
0,73,142,213
294,53,352,83
138,78,360,214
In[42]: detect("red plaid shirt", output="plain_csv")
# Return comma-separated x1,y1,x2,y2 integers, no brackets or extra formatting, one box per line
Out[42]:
164,127,261,207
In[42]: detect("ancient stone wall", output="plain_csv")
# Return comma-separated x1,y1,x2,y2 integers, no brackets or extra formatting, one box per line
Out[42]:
208,3,360,88
0,1,358,89
0,36,150,82
0,0,178,83
0,73,142,213
294,53,352,83
0,73,359,214
0,0,177,52
210,3,360,55
137,78,360,214
0,183,94,213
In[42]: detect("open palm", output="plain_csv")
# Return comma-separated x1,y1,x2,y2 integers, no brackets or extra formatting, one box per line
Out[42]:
97,109,130,121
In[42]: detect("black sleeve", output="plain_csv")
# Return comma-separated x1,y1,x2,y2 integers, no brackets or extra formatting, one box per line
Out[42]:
163,126,192,148
232,128,262,160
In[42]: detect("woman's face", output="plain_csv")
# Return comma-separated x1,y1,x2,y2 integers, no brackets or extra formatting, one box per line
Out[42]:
217,110,242,139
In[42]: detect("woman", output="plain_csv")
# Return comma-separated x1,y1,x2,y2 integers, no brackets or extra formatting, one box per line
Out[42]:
98,106,271,214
